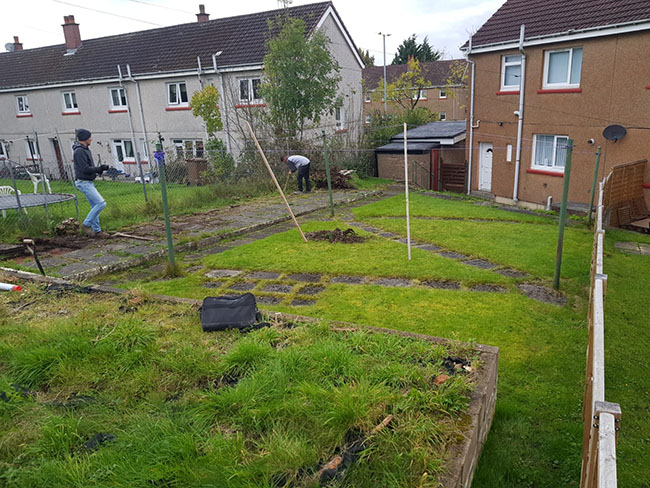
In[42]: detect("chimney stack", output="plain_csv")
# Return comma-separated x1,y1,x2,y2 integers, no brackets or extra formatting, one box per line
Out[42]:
196,4,210,23
12,36,23,51
62,15,82,51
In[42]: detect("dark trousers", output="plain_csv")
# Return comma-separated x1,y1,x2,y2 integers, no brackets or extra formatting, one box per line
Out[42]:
297,164,311,192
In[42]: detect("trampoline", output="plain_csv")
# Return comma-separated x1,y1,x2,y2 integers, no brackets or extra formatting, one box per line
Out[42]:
0,193,78,218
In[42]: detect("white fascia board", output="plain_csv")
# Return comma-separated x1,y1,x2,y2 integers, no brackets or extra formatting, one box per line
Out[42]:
463,19,650,54
316,6,365,69
0,64,264,94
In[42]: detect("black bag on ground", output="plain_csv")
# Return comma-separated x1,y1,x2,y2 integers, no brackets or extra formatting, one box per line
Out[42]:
200,293,264,332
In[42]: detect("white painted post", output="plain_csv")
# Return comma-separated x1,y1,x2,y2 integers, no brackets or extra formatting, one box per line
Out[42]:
598,413,618,487
404,123,412,261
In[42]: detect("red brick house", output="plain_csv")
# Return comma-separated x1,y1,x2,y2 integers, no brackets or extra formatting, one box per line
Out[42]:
462,0,650,210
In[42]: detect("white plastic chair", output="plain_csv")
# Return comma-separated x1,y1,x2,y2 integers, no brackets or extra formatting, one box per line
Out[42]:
25,169,52,194
0,186,26,218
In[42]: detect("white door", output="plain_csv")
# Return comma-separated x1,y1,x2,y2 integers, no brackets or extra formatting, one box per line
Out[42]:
479,142,493,192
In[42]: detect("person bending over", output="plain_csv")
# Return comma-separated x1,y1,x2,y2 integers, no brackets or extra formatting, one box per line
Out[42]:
281,154,311,193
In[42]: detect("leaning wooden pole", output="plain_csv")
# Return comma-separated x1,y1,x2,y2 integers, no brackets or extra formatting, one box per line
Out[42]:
246,121,307,242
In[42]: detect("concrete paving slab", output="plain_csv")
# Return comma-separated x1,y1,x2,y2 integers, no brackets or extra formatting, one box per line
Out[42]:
205,269,243,279
246,271,282,280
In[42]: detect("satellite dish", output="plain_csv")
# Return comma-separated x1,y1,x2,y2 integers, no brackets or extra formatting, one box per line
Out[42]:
5,43,15,52
602,125,627,142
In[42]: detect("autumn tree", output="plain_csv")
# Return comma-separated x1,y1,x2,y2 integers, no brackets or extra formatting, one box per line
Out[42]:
357,47,375,66
373,58,430,111
261,17,341,140
190,85,222,137
392,34,442,64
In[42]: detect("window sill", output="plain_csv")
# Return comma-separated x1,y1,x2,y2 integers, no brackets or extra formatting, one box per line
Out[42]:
527,168,564,177
62,111,81,115
165,106,191,111
335,128,348,134
646,84,650,90
26,158,42,161
537,88,582,94
108,109,128,113
235,103,266,109
497,90,519,95
16,113,33,118
642,182,650,189
121,160,149,164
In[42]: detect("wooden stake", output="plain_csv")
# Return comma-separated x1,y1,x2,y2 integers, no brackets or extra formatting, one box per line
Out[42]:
245,121,307,243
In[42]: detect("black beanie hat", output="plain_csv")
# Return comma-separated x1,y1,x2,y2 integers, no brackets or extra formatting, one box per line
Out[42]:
76,129,92,141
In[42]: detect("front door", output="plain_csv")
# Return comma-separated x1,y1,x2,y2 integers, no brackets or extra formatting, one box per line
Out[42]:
478,142,493,192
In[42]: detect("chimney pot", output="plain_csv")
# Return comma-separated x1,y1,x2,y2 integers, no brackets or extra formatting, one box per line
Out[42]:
62,14,82,51
196,4,209,23
12,36,23,51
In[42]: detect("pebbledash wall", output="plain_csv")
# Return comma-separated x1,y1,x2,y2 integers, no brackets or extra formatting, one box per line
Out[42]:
0,6,362,179
467,31,650,209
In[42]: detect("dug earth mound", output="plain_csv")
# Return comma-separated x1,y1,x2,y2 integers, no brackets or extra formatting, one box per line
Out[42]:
305,227,366,243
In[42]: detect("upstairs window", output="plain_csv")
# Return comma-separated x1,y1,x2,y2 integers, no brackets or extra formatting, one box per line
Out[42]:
16,95,30,115
110,87,128,109
439,89,447,99
167,82,188,106
239,78,263,103
412,89,427,100
501,54,521,91
532,134,569,171
544,47,583,88
62,91,78,112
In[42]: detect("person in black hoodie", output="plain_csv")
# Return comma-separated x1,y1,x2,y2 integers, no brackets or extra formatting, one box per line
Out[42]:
73,129,110,237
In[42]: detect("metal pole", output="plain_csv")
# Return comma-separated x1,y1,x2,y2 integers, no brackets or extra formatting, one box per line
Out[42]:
156,133,175,267
55,127,80,221
322,130,334,217
404,123,412,261
587,146,602,226
118,65,148,202
128,65,152,173
513,24,526,203
34,131,51,219
553,138,574,290
6,160,25,220
379,32,390,114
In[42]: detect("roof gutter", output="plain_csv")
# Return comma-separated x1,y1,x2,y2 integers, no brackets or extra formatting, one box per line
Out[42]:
460,19,650,54
513,24,526,204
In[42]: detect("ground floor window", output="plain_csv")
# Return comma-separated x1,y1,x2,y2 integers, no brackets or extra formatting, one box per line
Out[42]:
112,139,135,163
25,139,40,160
0,141,7,159
532,134,569,170
172,139,204,159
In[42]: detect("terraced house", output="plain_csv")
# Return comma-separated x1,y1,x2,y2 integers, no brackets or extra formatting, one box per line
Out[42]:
463,0,650,210
362,60,468,123
0,2,363,178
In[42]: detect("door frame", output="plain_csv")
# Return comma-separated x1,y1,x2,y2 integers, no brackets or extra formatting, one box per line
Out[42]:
478,142,493,192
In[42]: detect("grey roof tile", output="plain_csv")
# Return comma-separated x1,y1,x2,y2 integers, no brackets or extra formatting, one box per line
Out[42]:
363,59,467,89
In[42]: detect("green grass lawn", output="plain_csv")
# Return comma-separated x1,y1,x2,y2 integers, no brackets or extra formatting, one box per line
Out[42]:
0,286,482,487
113,193,650,487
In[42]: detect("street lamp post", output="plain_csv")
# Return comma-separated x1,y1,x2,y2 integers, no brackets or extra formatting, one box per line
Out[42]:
379,32,391,114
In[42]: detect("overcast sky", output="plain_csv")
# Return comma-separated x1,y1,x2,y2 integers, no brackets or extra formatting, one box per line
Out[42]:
1,0,505,61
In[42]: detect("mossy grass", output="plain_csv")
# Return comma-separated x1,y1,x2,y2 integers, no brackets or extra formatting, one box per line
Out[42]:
0,284,479,487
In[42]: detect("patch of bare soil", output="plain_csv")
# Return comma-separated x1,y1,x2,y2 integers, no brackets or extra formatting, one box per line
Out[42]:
306,228,366,244
518,283,568,306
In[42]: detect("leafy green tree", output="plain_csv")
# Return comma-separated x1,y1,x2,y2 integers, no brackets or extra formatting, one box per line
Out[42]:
392,34,442,64
357,47,375,67
189,85,222,137
261,17,341,140
365,107,438,149
373,58,429,111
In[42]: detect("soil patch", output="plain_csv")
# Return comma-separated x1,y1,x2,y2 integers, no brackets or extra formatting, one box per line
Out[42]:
263,284,293,294
495,268,529,278
470,284,508,293
422,280,461,290
299,285,325,295
417,244,442,252
287,273,321,283
257,295,282,305
305,228,366,244
439,251,468,260
518,283,568,306
228,282,257,292
246,271,281,280
330,275,366,284
464,259,497,270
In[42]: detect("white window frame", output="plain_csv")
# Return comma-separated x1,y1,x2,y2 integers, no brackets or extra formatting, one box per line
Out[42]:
543,47,583,89
16,95,30,115
238,78,263,104
112,139,135,163
167,82,188,106
25,139,40,160
439,89,447,99
172,139,204,158
62,91,78,112
411,89,427,101
439,112,446,121
0,141,8,159
109,87,128,109
335,106,345,130
531,134,570,172
500,54,522,91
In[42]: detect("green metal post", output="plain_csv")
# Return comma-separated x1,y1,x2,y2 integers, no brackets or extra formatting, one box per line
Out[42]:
553,138,574,290
587,146,601,226
156,135,175,267
322,130,334,217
